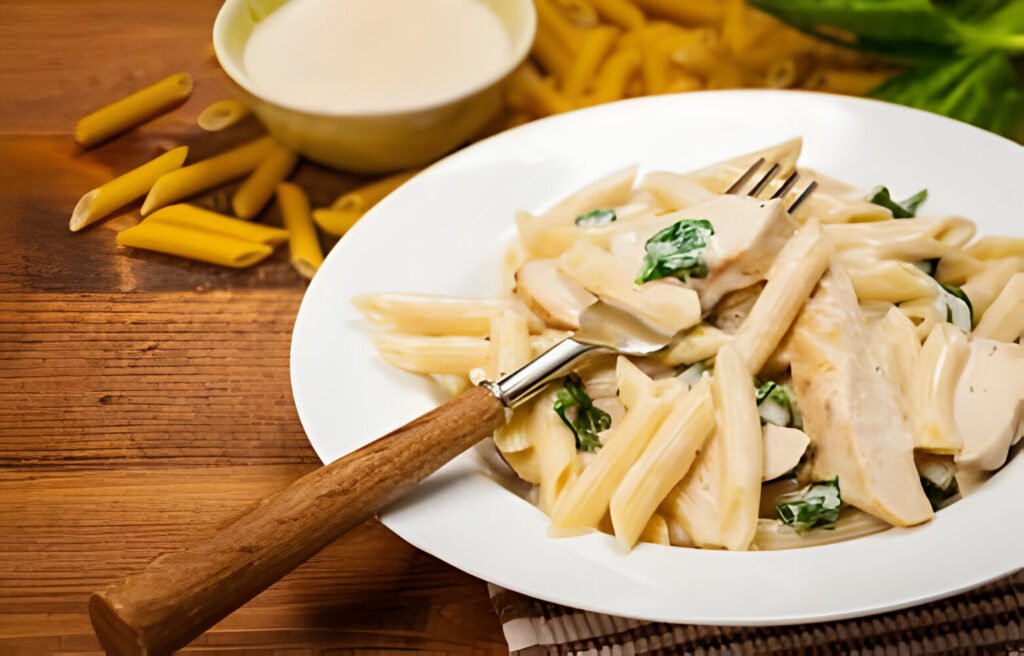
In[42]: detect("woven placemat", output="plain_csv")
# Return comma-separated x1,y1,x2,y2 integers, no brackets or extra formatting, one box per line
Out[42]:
489,570,1023,655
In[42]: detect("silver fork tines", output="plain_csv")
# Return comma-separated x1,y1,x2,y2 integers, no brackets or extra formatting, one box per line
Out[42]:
726,158,816,214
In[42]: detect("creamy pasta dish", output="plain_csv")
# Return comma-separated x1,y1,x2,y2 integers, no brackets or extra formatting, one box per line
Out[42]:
356,139,1023,551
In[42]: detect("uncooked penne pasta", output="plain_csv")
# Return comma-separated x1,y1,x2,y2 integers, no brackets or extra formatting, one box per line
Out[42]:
632,0,724,25
75,72,193,147
232,144,299,219
563,26,620,97
116,220,273,268
69,146,188,232
535,0,585,52
146,204,288,246
141,136,277,215
531,23,574,81
551,0,599,27
276,182,323,279
197,99,251,131
591,0,645,30
331,169,418,213
638,26,672,93
508,63,575,117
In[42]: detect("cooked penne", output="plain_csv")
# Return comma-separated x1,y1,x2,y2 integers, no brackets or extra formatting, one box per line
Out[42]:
276,182,323,279
731,219,831,375
75,72,193,147
609,376,715,548
141,136,277,215
146,204,288,246
197,99,252,131
360,143,1022,554
974,272,1024,342
69,146,188,232
911,323,969,454
232,144,299,219
115,220,273,268
563,26,620,98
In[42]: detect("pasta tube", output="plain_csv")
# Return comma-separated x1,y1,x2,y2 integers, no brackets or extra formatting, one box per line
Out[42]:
639,513,670,545
531,24,573,81
197,99,251,131
311,208,360,237
551,0,599,27
589,47,642,104
563,26,620,98
370,334,490,375
591,0,645,29
661,323,731,366
116,221,272,269
541,165,637,225
75,73,193,147
632,0,724,25
142,136,277,215
609,376,715,548
232,144,299,219
662,345,762,551
535,0,585,52
353,293,542,336
911,323,969,454
507,63,575,117
974,272,1024,342
962,258,1020,322
732,219,832,375
331,170,419,213
965,236,1024,260
146,204,288,246
276,182,323,279
69,146,188,232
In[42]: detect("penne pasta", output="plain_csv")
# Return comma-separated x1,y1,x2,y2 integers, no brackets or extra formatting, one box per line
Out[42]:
535,0,586,53
974,272,1024,342
507,63,575,117
632,0,724,25
531,23,574,81
661,323,731,366
353,293,543,336
276,182,323,279
197,99,252,131
540,165,637,225
563,26,620,98
638,26,673,94
590,0,645,29
609,375,715,548
312,208,360,237
370,334,490,375
732,219,831,375
551,0,599,27
141,136,277,215
115,220,273,269
962,258,1020,322
490,310,535,452
639,513,671,545
911,323,969,454
842,257,937,303
331,169,419,213
145,204,288,246
232,144,299,219
69,146,188,232
965,236,1024,261
75,72,193,147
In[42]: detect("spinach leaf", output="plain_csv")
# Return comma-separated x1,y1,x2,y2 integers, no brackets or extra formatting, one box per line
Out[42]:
869,186,929,218
939,283,973,329
870,52,1024,137
921,475,960,510
635,219,714,285
553,374,611,452
755,380,804,428
776,477,843,533
575,208,617,227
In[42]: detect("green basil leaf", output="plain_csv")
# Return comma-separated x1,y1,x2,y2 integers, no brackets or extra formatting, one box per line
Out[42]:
553,374,610,452
636,219,714,285
755,380,804,428
939,283,974,329
575,208,617,227
921,475,960,510
776,476,842,533
869,186,929,218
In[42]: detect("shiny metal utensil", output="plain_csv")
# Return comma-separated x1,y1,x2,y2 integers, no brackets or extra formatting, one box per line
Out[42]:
90,162,817,656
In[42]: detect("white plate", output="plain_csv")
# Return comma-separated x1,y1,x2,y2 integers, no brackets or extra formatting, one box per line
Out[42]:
291,91,1024,625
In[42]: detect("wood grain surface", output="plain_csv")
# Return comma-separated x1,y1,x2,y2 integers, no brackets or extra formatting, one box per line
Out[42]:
0,1,507,653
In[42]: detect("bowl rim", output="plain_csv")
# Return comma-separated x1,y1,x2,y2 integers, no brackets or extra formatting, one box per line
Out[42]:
212,0,536,119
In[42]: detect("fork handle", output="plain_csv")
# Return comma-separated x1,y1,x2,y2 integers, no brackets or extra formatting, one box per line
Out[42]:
89,386,506,656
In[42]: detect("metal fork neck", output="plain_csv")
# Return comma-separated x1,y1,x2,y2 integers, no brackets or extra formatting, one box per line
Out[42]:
481,338,602,409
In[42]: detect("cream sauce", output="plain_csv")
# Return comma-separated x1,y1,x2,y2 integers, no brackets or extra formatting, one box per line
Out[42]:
243,0,511,113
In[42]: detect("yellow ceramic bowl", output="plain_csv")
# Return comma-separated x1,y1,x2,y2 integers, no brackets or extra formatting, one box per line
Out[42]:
213,0,536,174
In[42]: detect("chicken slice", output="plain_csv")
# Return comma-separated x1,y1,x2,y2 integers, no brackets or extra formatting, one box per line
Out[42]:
762,424,810,482
514,258,596,330
790,264,933,527
955,338,1024,471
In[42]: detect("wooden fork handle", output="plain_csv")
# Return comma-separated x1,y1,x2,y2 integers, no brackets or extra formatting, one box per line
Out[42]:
89,386,506,656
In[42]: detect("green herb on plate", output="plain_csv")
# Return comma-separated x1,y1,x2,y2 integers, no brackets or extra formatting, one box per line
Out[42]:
869,185,928,218
553,374,611,452
776,476,842,532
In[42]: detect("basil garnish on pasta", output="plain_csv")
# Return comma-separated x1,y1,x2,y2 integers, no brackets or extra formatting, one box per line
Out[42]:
553,374,611,452
755,380,803,429
776,477,842,533
635,219,714,284
574,208,617,227
869,186,928,218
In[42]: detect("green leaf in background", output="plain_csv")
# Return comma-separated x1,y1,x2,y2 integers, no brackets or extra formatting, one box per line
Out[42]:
868,186,928,217
870,52,1024,137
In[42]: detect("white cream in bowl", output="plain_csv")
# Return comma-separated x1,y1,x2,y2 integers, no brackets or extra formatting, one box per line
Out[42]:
242,0,513,115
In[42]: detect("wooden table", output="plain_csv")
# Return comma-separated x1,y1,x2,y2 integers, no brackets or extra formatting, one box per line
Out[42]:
0,2,507,653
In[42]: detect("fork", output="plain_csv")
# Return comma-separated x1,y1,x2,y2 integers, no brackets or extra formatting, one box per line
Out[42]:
90,162,817,656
